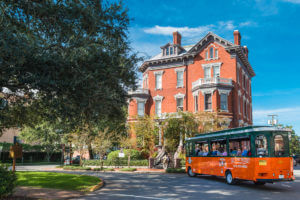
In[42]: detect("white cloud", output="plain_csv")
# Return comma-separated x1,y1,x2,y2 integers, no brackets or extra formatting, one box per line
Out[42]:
253,107,300,135
143,25,213,37
143,20,256,40
239,21,257,27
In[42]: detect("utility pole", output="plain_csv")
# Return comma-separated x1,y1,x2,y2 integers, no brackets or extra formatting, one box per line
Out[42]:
268,114,278,126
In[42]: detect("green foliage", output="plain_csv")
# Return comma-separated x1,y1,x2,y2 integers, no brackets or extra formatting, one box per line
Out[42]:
0,0,140,132
0,142,44,152
165,168,186,173
107,149,142,161
83,159,148,166
63,166,91,170
0,164,17,198
16,172,100,192
286,126,300,155
131,115,159,157
19,121,62,162
119,168,137,172
163,111,228,154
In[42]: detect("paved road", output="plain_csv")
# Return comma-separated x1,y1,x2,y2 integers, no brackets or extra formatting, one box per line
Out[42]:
71,166,300,200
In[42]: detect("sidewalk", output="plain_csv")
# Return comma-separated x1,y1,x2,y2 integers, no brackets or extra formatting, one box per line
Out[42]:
14,186,84,200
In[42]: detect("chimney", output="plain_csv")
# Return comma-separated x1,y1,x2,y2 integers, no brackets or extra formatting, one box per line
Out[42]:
173,31,181,45
244,46,249,58
233,30,241,45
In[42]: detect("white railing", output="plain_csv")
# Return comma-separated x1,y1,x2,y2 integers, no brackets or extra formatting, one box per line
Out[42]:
128,88,149,95
192,77,232,89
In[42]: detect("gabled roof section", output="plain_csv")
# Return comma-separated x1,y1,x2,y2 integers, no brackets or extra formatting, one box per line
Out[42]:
187,32,235,54
139,31,255,77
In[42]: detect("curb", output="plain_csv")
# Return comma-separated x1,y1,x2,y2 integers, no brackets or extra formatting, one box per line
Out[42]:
89,177,104,192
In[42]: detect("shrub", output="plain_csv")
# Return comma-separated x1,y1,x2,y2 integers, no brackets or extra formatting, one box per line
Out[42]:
107,149,142,161
63,166,91,170
0,164,17,198
93,168,114,171
83,159,148,166
119,168,137,172
165,168,186,173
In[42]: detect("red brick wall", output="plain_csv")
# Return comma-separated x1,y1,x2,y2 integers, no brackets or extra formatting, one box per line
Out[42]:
128,41,253,127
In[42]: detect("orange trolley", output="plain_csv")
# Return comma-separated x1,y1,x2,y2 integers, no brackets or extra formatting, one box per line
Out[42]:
185,126,295,185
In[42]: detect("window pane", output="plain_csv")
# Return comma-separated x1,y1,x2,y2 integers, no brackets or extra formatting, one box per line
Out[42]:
170,47,173,55
210,140,227,156
215,49,218,58
155,100,161,116
194,95,198,112
256,135,268,156
274,135,285,156
229,137,251,157
205,94,212,110
137,102,144,116
177,71,183,87
205,51,208,59
195,141,209,156
176,98,183,111
210,47,213,58
204,68,210,78
155,74,162,89
213,66,220,77
166,48,169,55
220,94,227,110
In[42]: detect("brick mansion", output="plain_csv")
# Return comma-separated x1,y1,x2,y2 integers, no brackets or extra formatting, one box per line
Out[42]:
128,30,255,128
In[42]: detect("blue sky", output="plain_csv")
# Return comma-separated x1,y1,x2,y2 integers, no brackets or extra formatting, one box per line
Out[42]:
123,0,300,134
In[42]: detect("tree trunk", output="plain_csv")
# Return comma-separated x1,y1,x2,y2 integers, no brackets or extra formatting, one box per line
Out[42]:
88,144,94,159
128,154,131,168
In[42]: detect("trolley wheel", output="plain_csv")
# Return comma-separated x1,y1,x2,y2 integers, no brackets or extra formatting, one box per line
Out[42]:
187,167,196,177
254,181,266,185
225,171,236,185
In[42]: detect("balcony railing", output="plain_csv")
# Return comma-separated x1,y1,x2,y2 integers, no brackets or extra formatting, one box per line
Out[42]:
128,88,149,95
192,77,233,89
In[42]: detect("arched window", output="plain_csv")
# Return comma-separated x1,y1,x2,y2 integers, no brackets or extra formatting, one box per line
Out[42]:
256,135,268,156
210,47,214,59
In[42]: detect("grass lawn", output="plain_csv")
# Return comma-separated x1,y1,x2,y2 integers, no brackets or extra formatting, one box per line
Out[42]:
16,172,101,192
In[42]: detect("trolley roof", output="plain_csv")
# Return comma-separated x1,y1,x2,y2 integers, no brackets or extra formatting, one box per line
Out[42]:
186,126,291,141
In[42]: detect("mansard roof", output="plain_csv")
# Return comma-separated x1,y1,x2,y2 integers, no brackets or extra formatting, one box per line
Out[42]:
139,32,255,77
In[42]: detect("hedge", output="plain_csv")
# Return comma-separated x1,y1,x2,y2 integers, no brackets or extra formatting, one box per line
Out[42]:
0,164,17,198
83,159,148,166
107,149,142,160
119,168,137,172
165,168,186,173
63,166,91,170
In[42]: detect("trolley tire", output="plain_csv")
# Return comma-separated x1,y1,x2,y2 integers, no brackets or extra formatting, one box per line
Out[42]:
254,181,266,185
187,167,196,177
225,171,236,185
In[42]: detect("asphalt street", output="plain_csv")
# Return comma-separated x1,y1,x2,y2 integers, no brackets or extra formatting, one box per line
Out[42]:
71,166,300,200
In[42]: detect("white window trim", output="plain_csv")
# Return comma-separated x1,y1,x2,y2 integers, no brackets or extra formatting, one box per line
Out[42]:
137,100,146,116
154,70,164,90
174,92,185,99
153,95,164,101
175,68,185,88
219,92,229,113
204,44,219,61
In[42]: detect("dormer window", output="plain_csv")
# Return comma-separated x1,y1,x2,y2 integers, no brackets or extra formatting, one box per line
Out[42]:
170,47,173,55
166,48,169,55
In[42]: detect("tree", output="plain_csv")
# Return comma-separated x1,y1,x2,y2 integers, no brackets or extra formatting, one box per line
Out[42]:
285,126,300,155
0,0,139,133
19,121,62,162
131,115,158,158
93,129,112,169
119,137,136,168
162,111,229,158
